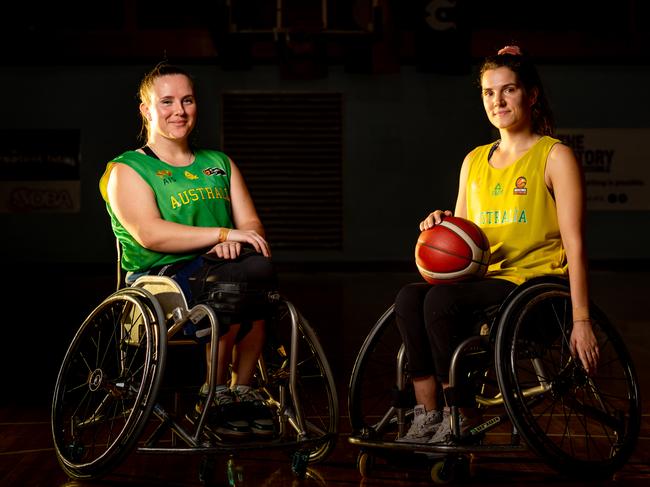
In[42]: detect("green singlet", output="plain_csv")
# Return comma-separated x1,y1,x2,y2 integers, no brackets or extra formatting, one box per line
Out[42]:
99,149,233,273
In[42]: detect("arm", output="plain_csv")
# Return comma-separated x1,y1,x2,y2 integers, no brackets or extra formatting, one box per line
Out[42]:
546,143,599,373
106,162,269,257
419,152,472,230
230,159,265,236
453,153,471,219
209,159,270,258
106,163,225,253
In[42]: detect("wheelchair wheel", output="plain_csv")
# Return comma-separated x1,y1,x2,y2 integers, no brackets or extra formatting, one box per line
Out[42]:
260,300,339,463
357,450,375,478
495,279,641,478
348,305,409,440
51,288,167,479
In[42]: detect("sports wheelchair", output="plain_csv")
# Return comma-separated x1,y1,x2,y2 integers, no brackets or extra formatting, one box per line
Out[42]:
347,276,641,483
50,264,338,483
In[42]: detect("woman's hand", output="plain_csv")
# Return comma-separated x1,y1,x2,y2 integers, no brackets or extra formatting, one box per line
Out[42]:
209,228,271,259
570,320,599,375
419,210,453,231
211,241,242,259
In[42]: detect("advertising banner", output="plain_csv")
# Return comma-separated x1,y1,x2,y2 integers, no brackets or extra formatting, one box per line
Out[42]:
556,128,649,211
0,129,81,213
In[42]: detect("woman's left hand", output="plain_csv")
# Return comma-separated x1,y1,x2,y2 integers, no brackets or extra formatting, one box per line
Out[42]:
570,321,599,375
211,241,242,259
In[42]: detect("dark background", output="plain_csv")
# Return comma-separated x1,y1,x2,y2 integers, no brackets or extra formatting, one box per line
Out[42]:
1,0,649,403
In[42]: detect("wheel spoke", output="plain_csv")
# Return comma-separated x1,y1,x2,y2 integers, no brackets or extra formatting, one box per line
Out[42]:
52,291,164,479
496,281,641,477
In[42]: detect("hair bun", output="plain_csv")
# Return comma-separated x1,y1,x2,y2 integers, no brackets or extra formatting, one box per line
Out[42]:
497,45,522,56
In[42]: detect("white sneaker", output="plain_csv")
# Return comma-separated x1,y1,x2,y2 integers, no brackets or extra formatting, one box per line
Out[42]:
396,405,442,443
427,412,470,444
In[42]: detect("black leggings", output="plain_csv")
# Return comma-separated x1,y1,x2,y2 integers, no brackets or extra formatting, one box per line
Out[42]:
161,248,277,335
394,278,516,382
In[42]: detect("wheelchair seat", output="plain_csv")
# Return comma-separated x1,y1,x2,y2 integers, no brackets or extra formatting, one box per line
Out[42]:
130,266,283,343
131,275,190,319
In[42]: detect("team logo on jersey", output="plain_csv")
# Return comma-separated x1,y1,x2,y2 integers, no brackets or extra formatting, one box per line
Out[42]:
513,176,528,195
203,167,227,176
492,183,503,196
156,169,176,185
184,170,199,180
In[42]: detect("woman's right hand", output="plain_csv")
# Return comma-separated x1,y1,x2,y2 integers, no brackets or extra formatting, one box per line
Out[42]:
217,229,271,257
419,210,453,231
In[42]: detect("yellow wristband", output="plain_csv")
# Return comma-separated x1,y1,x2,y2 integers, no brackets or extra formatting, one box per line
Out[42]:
218,227,231,243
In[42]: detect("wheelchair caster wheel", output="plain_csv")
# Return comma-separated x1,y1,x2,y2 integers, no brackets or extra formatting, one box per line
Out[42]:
65,442,85,462
291,450,310,478
227,457,244,486
430,455,469,484
357,451,375,478
199,456,216,485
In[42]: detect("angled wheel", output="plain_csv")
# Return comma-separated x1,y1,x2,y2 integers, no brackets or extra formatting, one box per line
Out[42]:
51,288,166,479
259,300,338,463
348,305,411,441
495,278,641,478
357,451,375,478
430,455,470,484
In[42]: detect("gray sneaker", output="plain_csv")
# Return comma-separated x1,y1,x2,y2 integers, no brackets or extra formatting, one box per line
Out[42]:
396,405,442,443
427,412,470,444
193,384,251,439
232,385,276,437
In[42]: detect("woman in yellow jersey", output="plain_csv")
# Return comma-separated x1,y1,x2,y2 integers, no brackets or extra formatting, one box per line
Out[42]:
395,45,599,444
100,63,276,439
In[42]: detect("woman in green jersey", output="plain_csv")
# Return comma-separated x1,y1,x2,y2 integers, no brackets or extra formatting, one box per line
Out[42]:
100,63,275,439
394,45,599,444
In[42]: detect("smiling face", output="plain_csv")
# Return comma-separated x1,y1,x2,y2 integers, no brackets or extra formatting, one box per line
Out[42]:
481,66,537,133
140,73,196,143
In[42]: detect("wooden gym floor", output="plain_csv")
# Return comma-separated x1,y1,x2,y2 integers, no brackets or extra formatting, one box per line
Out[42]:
1,264,648,486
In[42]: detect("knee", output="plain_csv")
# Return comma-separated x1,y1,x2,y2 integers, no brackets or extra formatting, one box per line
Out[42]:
221,323,240,342
241,254,277,285
395,284,425,314
236,320,265,343
251,320,266,337
250,319,265,335
422,286,458,317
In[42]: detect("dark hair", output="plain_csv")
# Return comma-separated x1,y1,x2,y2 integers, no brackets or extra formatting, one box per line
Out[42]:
137,62,195,143
478,49,555,136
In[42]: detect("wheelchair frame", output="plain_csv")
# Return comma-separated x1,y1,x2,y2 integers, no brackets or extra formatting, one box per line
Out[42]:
347,277,641,483
50,273,339,483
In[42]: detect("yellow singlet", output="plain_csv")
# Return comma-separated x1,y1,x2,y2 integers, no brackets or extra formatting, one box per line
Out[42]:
465,136,568,285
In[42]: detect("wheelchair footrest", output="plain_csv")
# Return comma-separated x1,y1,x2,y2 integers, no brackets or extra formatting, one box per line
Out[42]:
348,435,526,455
138,433,337,455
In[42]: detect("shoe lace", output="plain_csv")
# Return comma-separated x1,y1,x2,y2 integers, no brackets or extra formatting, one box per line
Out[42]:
429,414,468,444
234,387,266,404
213,388,236,406
404,412,434,437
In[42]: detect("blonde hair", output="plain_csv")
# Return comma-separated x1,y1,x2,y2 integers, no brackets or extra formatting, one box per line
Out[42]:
137,62,195,143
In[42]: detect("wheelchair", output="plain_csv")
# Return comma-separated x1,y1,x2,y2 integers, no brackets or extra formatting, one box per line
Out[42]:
50,261,339,484
347,276,641,483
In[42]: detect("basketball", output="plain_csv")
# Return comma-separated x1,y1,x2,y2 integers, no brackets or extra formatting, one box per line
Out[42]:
415,216,491,284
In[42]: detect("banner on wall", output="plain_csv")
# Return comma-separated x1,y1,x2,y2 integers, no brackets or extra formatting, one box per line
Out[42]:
0,129,81,213
556,128,650,211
